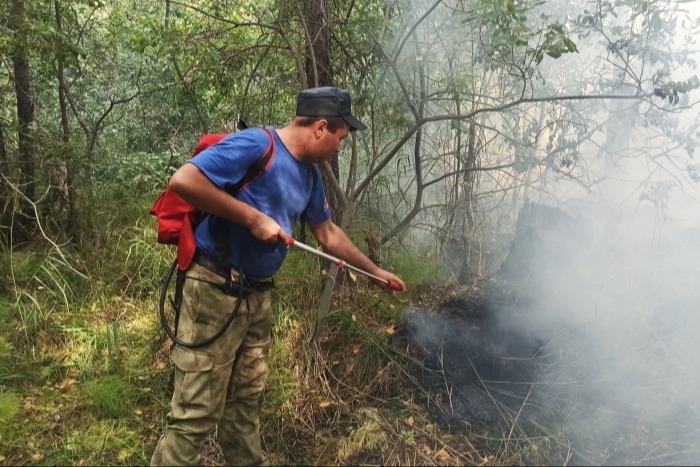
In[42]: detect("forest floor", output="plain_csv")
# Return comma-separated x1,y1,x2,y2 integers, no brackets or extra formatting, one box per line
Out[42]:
3,200,699,466
0,192,535,466
1,239,529,466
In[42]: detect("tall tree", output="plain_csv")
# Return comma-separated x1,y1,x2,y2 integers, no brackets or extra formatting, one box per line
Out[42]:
303,0,332,88
0,117,8,235
49,0,75,233
302,0,345,226
10,0,35,244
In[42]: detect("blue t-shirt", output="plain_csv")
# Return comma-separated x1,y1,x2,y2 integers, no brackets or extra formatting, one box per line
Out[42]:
189,127,331,279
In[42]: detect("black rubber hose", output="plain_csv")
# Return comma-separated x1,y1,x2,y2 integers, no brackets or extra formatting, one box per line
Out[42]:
158,259,243,349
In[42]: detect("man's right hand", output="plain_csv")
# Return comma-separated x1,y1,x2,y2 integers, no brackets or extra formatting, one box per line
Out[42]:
249,211,287,244
169,164,288,245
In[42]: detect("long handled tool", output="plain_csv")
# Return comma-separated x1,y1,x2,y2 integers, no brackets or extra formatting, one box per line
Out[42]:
286,237,402,291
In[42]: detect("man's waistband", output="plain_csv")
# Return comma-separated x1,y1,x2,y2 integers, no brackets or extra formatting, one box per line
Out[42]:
192,249,230,278
192,249,274,288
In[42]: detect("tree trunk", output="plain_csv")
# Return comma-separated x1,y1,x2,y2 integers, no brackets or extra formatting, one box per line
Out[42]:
510,102,545,222
321,161,342,225
51,0,75,234
303,0,343,225
0,121,7,178
0,119,10,242
11,0,36,244
301,0,345,329
303,0,332,88
455,121,477,285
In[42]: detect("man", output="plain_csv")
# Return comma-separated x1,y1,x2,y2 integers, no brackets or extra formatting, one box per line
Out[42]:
151,86,406,466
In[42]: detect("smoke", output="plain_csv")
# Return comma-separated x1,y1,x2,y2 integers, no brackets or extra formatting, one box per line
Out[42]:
385,2,700,462
540,206,700,464
545,139,700,461
397,192,700,464
397,80,700,461
397,194,700,463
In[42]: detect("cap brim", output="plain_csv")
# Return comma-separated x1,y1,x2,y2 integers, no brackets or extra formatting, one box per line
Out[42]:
343,114,367,131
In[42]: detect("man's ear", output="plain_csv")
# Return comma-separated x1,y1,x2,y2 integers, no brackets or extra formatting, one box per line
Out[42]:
314,119,328,139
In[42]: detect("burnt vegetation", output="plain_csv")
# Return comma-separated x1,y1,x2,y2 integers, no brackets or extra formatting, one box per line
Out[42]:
393,202,700,465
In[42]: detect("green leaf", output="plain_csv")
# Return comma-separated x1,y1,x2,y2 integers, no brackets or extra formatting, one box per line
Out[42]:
562,37,578,52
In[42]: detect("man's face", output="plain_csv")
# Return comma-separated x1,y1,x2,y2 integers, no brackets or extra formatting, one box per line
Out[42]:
311,121,349,162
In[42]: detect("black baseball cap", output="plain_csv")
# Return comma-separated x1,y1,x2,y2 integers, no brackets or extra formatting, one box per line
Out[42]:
296,87,367,131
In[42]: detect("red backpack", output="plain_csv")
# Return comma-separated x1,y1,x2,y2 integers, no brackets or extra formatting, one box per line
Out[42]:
150,128,275,271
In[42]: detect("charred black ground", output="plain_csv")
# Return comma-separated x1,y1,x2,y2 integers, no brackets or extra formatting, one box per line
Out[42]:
393,201,700,465
392,293,553,434
393,202,589,434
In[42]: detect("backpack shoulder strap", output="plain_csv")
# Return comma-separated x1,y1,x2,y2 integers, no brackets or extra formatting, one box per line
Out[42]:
192,133,230,157
225,128,275,197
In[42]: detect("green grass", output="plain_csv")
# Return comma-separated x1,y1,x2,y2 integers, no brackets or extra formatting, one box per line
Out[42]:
0,335,30,384
120,222,175,299
0,389,20,442
85,375,139,419
0,248,90,348
45,419,148,465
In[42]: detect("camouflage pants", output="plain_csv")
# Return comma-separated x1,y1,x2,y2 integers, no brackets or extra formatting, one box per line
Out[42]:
151,262,272,466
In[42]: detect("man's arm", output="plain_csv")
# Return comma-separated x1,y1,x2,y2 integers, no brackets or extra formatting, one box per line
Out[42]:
169,163,287,244
308,219,406,292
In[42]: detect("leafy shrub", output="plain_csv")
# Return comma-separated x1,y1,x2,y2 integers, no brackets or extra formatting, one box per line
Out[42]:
93,150,179,194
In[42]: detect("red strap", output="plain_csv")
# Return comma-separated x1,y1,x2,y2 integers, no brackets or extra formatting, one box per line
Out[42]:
192,133,230,157
177,214,197,271
229,128,275,194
